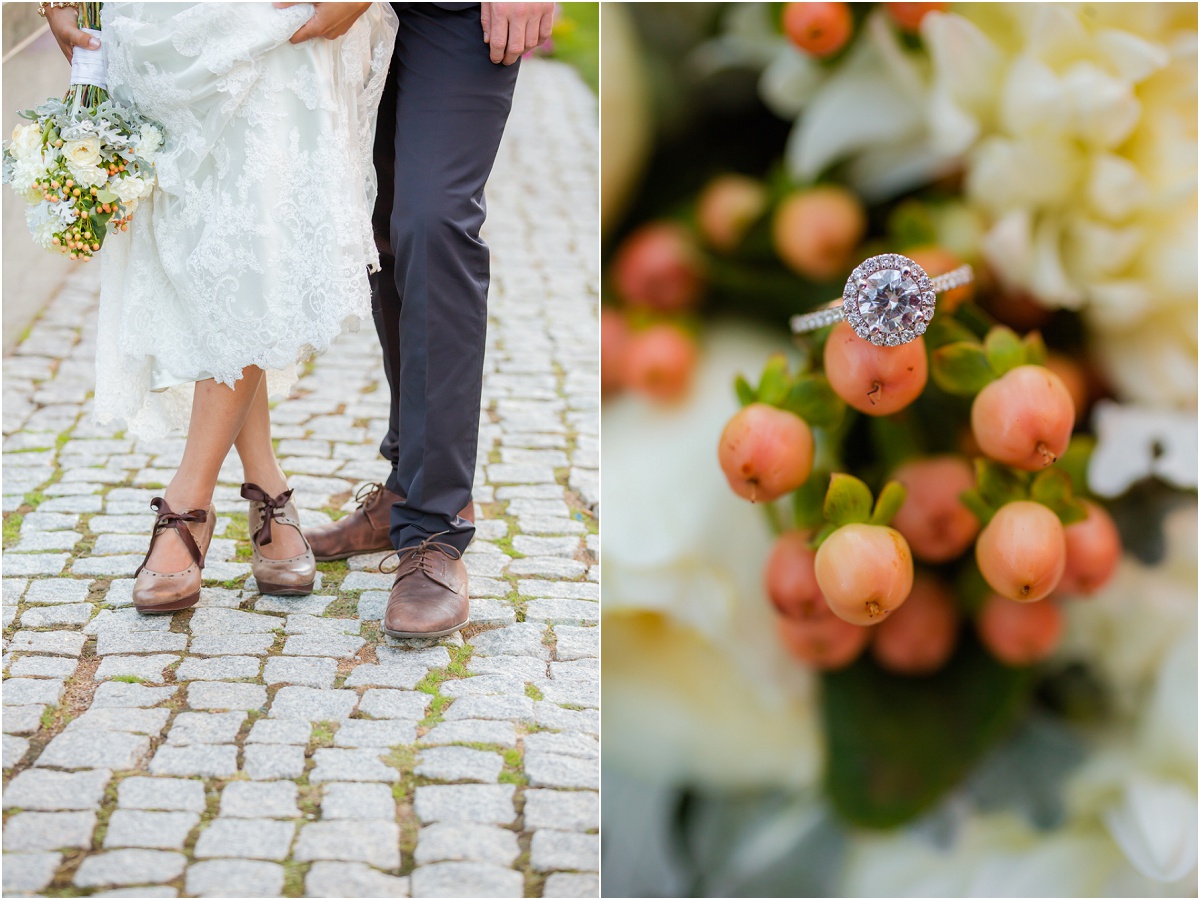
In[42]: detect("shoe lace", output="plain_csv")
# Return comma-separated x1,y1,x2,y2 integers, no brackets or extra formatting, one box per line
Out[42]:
355,482,385,507
240,483,294,547
380,531,462,578
135,497,207,576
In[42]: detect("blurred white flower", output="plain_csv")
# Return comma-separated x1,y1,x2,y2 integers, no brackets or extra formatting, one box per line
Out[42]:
9,123,43,161
135,123,164,160
24,203,59,249
927,4,1198,410
8,153,47,201
113,175,149,204
603,323,823,790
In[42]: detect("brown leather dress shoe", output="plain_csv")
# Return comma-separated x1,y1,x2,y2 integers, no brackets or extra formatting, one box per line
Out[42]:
304,482,475,562
133,498,216,615
382,535,469,639
242,484,316,596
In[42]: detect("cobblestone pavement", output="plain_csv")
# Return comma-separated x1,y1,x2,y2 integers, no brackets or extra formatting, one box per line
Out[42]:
1,60,598,898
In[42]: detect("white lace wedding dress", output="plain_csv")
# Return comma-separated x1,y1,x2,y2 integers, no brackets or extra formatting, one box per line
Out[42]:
94,2,397,438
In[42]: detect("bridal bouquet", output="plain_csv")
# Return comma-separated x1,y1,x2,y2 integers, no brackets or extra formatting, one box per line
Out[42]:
2,2,163,260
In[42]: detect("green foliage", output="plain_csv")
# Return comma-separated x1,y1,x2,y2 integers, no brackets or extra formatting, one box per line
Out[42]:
932,324,1049,396
735,353,845,429
960,459,1088,527
549,3,599,93
813,474,905,546
821,634,1036,828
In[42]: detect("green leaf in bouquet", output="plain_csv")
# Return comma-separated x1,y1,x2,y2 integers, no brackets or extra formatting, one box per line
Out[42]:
792,471,829,531
782,374,844,430
1056,435,1096,498
1029,469,1088,526
868,414,923,474
958,487,994,528
954,558,993,614
931,342,994,396
823,473,872,527
1021,330,1048,367
922,314,980,352
808,520,839,551
757,353,790,407
96,189,118,204
983,326,1024,377
869,481,906,527
887,199,938,249
734,374,756,407
974,458,1029,509
820,633,1036,829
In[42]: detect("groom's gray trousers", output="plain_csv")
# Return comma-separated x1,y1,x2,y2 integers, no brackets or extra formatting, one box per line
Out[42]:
369,2,520,553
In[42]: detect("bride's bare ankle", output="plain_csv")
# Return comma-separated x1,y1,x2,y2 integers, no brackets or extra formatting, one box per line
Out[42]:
243,468,290,498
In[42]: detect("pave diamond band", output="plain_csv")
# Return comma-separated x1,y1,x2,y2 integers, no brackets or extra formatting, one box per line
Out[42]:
790,255,974,347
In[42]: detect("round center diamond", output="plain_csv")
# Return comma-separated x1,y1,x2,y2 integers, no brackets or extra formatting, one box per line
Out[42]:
857,268,923,339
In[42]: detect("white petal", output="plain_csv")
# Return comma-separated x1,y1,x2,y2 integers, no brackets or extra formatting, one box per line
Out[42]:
1104,777,1198,883
758,47,824,119
1030,214,1085,307
1086,153,1149,221
1000,55,1066,137
1062,61,1142,149
922,11,1003,113
1065,217,1145,278
1097,28,1171,84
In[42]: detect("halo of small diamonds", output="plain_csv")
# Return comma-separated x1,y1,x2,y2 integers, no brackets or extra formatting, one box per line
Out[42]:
842,253,935,347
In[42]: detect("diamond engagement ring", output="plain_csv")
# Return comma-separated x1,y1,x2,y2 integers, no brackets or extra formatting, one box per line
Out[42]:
789,253,974,347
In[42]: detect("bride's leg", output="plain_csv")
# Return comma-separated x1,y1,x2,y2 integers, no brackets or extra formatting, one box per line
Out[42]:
148,366,266,573
232,376,308,560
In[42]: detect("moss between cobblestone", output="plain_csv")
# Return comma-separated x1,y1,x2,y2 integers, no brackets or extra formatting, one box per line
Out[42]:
2,512,22,548
524,683,544,702
282,859,311,897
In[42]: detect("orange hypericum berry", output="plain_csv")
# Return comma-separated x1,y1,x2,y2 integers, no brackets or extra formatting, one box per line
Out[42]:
886,3,946,32
824,321,927,416
814,523,914,625
718,403,814,503
871,572,958,675
1044,352,1090,419
777,612,869,670
611,222,705,312
764,530,823,619
976,500,1066,602
977,593,1063,666
696,174,769,253
623,323,697,403
773,187,866,282
601,307,630,395
891,455,979,563
971,365,1074,470
782,2,853,57
1057,500,1121,596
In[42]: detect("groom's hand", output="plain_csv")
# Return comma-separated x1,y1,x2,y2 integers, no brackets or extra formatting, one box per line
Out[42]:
45,4,101,63
481,3,555,66
274,2,372,43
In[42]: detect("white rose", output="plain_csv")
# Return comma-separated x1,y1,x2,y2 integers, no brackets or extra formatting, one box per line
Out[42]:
135,124,163,160
113,175,148,204
9,123,43,161
67,160,109,188
25,203,59,249
63,136,101,169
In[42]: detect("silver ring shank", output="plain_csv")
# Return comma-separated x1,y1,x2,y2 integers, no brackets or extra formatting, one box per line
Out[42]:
790,264,974,335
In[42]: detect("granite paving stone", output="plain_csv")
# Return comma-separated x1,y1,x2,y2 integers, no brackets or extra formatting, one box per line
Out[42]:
357,689,430,720
544,872,600,897
320,782,396,820
3,734,31,769
117,777,207,812
292,820,402,868
73,849,187,887
244,718,310,745
529,829,599,873
414,822,520,866
3,851,63,893
36,731,151,770
166,711,246,746
309,748,401,783
409,862,524,898
66,708,171,736
103,810,200,850
268,686,358,720
3,811,97,852
242,744,307,781
91,682,179,708
219,781,300,819
415,747,504,783
413,785,516,825
193,819,296,861
304,861,410,898
3,768,113,810
148,745,238,778
187,681,268,711
94,654,180,684
174,656,261,681
262,655,337,689
184,859,285,898
334,718,418,748
418,720,518,749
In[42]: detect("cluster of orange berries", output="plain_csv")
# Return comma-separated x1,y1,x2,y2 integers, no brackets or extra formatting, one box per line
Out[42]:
781,2,946,59
37,170,131,260
719,327,1120,674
